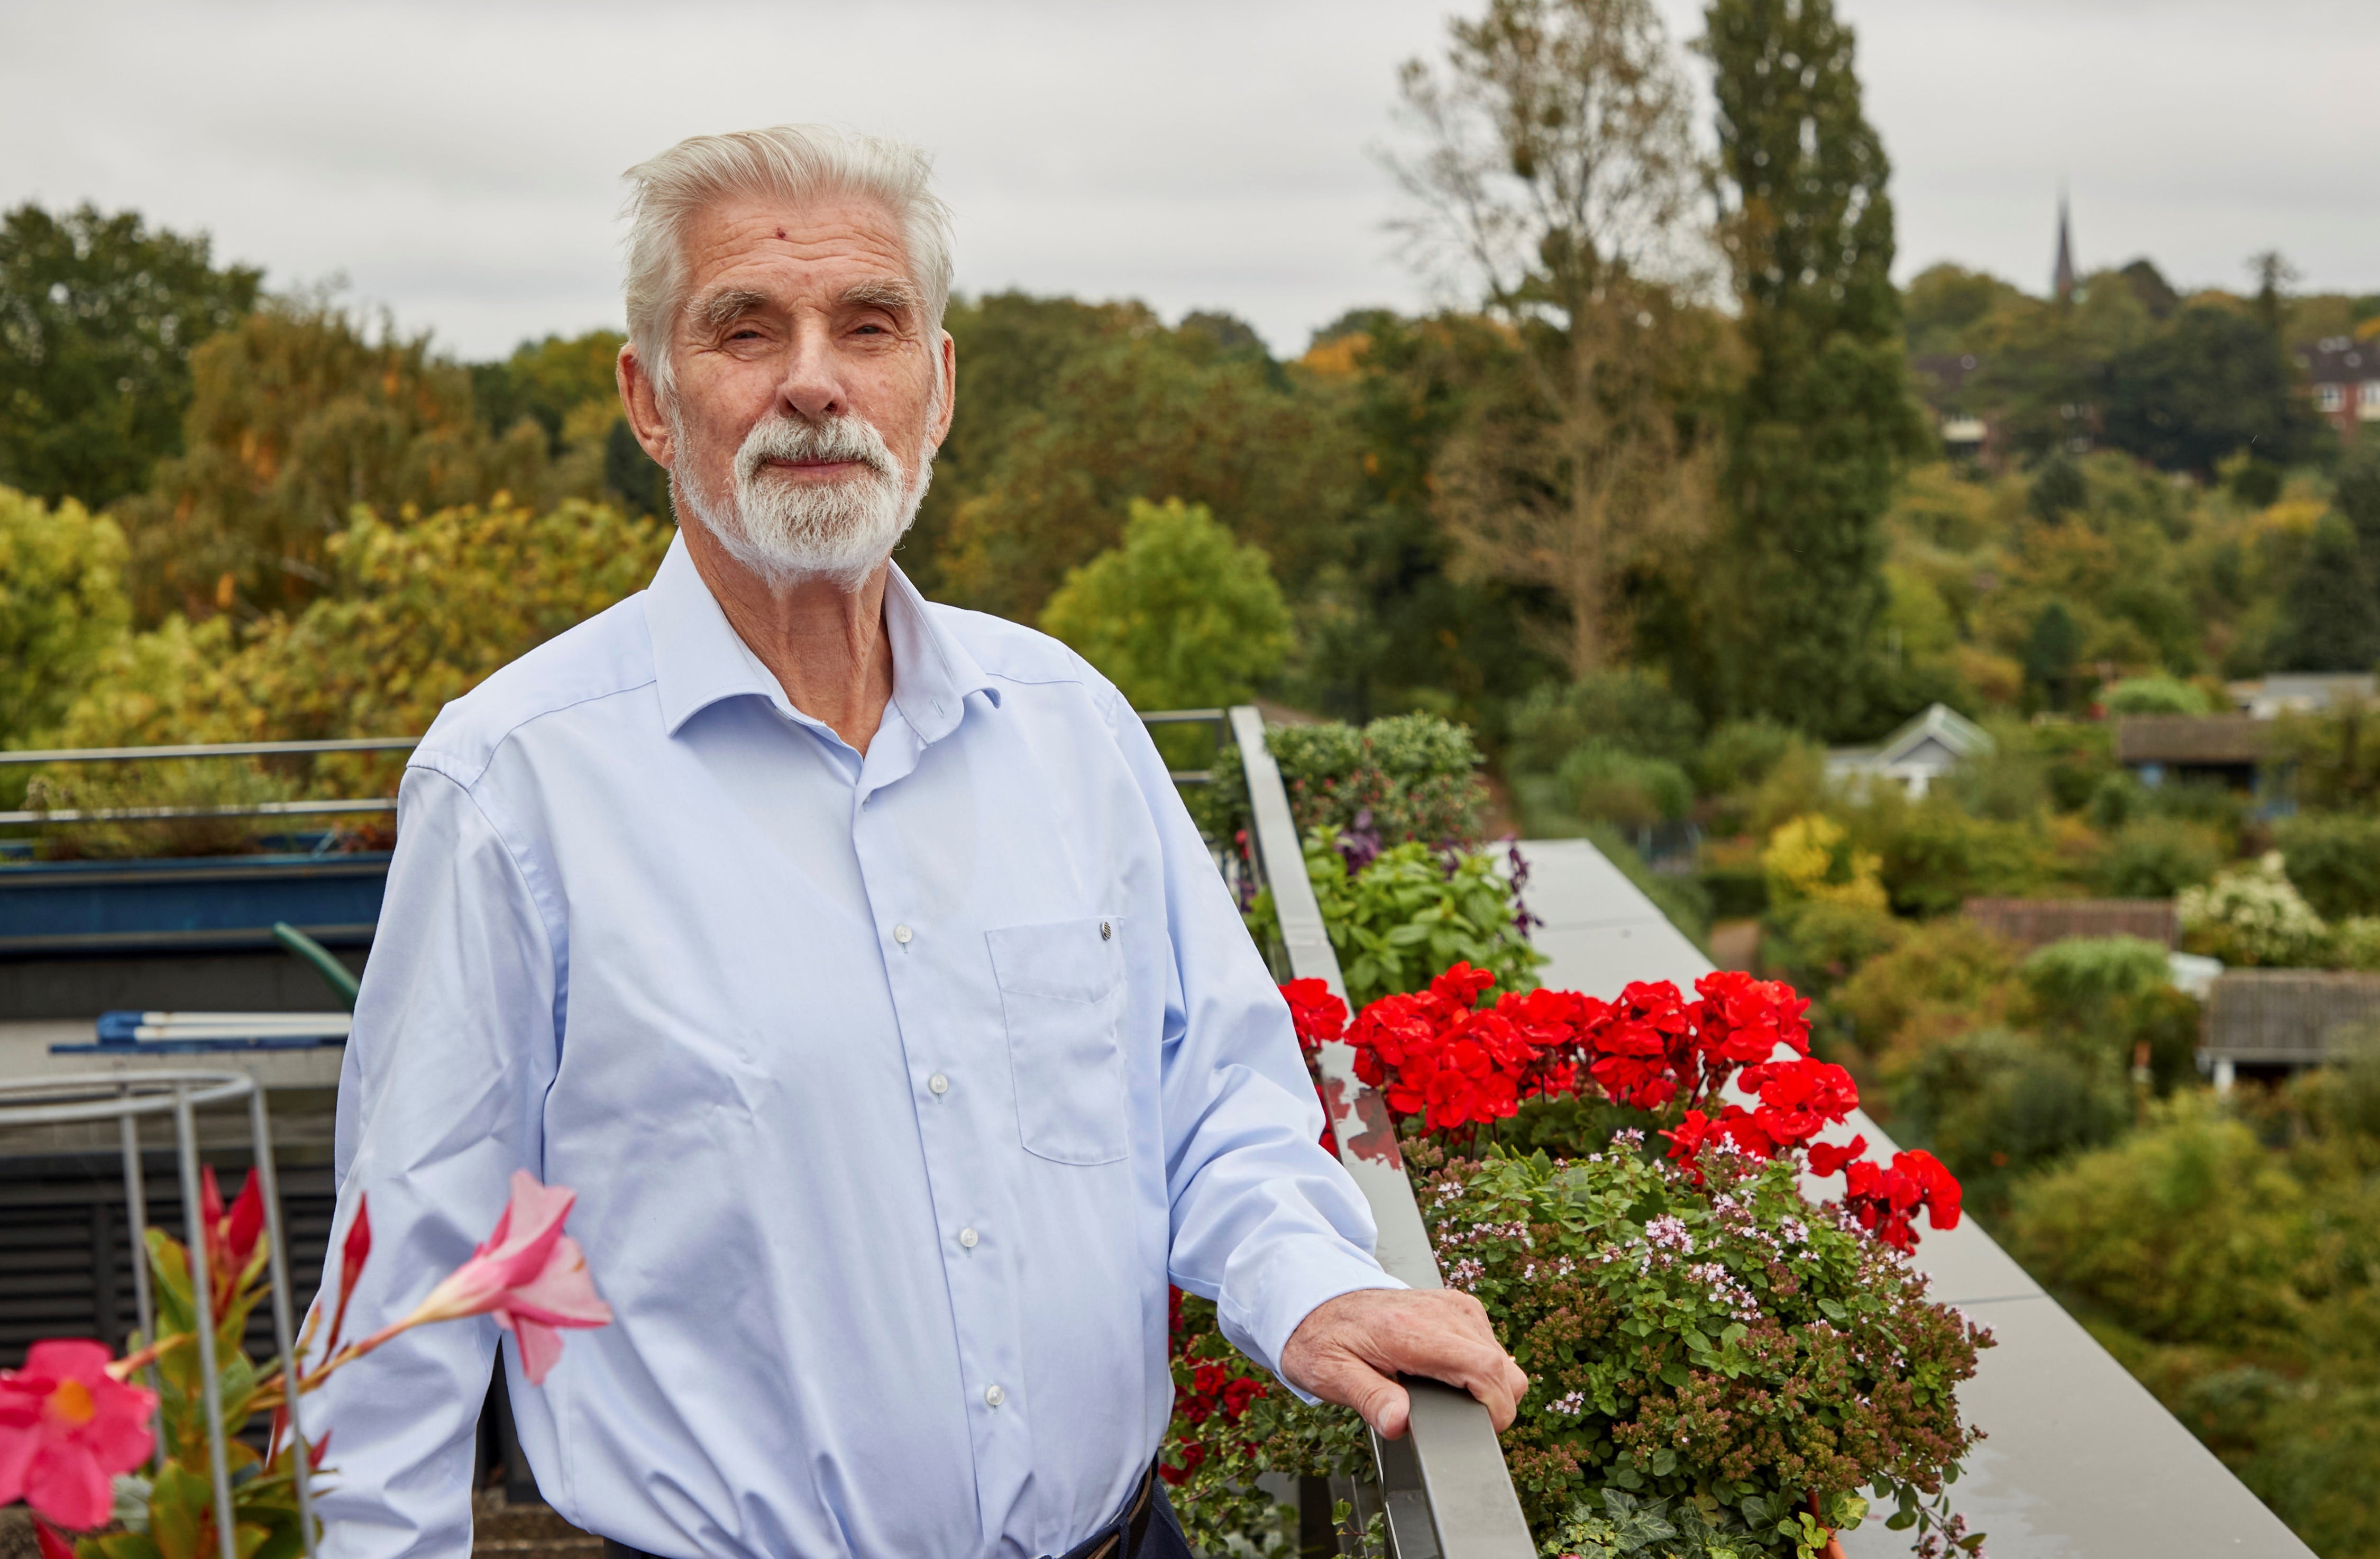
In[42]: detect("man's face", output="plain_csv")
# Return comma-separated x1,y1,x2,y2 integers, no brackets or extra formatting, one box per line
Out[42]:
621,193,955,585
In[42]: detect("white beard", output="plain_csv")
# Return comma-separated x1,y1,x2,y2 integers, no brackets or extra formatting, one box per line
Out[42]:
671,408,935,589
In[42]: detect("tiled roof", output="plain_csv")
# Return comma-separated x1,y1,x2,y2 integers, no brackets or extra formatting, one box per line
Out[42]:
2294,336,2380,385
2115,714,2267,765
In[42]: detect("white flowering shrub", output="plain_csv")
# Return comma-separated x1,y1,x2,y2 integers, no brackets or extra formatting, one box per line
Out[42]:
2179,853,2335,968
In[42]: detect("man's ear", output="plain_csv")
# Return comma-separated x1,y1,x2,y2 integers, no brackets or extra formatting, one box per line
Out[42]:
930,330,957,451
618,344,675,468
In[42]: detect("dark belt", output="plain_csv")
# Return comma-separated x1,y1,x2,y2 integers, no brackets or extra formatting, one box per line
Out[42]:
597,1458,1186,1559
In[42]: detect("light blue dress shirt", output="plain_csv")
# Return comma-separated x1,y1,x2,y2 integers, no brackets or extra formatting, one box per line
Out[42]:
312,535,1396,1559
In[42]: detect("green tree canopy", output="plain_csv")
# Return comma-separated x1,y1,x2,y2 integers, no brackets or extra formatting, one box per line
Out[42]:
0,486,131,743
937,317,1357,621
51,496,670,756
0,203,261,507
2098,303,2328,476
1037,497,1290,711
117,298,572,621
2272,516,2380,672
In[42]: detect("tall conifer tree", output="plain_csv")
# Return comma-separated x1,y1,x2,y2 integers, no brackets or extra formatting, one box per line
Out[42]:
1700,0,1923,736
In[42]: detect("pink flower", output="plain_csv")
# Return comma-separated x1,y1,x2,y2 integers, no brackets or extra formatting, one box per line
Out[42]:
403,1171,612,1383
0,1340,159,1529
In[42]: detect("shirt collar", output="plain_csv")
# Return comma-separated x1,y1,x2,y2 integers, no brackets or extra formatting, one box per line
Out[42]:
644,532,998,746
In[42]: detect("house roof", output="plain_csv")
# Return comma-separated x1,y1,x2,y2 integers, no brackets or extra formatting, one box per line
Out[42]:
2116,714,2267,765
2203,970,2380,1063
1873,702,1994,767
2294,336,2380,385
2226,672,2376,717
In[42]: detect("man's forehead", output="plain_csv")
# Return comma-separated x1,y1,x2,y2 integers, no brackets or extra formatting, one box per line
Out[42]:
681,194,912,307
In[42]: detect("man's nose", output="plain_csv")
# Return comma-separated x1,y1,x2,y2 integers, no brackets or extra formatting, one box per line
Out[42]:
775,327,846,422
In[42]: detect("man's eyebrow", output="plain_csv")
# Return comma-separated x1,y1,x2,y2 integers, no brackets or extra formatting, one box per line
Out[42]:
694,286,773,330
840,277,921,314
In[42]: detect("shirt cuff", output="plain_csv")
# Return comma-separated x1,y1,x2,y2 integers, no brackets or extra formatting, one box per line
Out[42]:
1221,1244,1407,1401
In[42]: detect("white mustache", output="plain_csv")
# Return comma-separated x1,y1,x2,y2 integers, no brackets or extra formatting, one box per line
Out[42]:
737,414,895,480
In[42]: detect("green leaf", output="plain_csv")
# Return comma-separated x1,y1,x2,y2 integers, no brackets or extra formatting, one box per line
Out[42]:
150,1463,209,1559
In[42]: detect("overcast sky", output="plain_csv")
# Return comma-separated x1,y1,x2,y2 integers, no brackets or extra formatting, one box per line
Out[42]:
5,0,2374,361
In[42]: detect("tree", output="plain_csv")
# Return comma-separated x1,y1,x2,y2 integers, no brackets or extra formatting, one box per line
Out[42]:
2335,445,2380,583
0,486,131,743
1037,497,1290,712
470,328,668,519
116,297,563,621
1700,0,1926,737
2021,600,2081,710
1288,310,1563,728
2098,303,2326,476
1901,263,2024,358
50,496,670,759
1387,0,1715,678
910,292,1154,591
2271,517,2380,672
935,317,1357,621
0,203,261,508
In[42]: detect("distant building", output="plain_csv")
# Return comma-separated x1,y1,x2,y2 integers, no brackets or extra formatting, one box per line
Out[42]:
1826,703,1994,797
2114,714,2267,792
1909,352,1993,462
2294,336,2380,443
2226,672,2376,719
2201,970,2380,1081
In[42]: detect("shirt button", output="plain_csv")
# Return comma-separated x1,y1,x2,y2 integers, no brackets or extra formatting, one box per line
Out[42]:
984,1383,1005,1408
893,924,913,945
928,1072,949,1096
1100,920,1113,940
959,1226,979,1248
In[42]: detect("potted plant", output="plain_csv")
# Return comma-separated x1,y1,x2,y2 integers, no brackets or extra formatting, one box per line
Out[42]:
1164,966,1988,1559
0,1171,608,1558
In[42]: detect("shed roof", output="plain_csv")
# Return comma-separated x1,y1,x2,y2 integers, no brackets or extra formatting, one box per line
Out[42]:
2116,714,2268,765
2203,970,2380,1063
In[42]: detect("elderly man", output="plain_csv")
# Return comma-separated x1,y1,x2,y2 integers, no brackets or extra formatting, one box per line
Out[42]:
313,125,1525,1559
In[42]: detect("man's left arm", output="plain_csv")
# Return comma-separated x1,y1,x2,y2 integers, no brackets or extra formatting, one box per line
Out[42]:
1113,709,1526,1437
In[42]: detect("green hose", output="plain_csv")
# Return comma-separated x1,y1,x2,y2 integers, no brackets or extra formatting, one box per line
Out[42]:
271,920,361,1010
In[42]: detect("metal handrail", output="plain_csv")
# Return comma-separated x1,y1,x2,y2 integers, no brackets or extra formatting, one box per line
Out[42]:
0,736,420,764
1221,705,1534,1559
0,735,419,828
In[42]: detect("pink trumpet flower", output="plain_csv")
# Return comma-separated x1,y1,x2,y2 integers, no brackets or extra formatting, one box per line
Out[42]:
399,1171,611,1383
0,1340,159,1530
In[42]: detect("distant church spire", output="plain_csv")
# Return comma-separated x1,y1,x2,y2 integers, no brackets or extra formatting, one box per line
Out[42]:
2053,189,2077,303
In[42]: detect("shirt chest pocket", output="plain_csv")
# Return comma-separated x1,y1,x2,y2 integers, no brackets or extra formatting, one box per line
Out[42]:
986,917,1128,1165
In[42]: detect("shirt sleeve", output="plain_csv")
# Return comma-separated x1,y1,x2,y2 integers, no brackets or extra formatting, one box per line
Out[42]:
1113,707,1403,1381
311,762,561,1559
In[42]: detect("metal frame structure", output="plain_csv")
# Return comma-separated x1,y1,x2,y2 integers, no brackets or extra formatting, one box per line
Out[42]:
0,1072,317,1559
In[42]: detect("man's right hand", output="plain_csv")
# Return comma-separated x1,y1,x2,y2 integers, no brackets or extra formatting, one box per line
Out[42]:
1278,1287,1528,1439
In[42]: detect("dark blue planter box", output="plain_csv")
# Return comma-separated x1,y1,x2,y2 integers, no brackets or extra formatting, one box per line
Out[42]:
0,852,391,959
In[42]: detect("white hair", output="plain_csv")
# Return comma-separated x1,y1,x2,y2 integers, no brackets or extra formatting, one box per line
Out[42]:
620,124,955,404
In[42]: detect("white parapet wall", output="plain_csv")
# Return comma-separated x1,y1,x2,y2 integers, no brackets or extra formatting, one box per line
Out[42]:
1510,838,2314,1559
